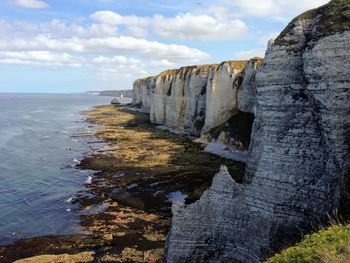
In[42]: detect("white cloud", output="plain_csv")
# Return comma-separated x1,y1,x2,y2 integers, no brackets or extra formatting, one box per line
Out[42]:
90,55,147,79
233,48,266,60
0,14,211,64
90,11,123,25
0,14,212,85
89,55,180,79
152,13,247,41
0,19,118,38
0,51,82,67
150,59,177,68
90,10,248,41
85,37,210,61
11,0,48,9
92,55,141,67
90,11,149,26
0,35,210,62
125,26,147,38
0,35,84,52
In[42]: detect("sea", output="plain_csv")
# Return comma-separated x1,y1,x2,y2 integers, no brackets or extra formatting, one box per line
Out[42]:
0,93,112,245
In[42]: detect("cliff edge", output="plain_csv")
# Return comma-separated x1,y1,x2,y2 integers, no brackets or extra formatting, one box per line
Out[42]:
165,0,350,262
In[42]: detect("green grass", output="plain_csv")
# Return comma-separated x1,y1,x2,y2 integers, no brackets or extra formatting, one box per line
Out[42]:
265,224,350,263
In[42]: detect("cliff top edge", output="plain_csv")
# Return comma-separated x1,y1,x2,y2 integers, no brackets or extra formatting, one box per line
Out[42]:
134,57,263,83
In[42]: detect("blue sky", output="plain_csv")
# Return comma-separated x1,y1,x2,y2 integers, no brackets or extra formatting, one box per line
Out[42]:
0,0,329,93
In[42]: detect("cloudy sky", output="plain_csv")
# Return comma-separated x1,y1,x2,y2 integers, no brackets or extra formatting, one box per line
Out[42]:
0,0,329,93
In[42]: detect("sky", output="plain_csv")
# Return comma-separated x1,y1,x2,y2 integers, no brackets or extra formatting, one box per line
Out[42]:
0,0,330,93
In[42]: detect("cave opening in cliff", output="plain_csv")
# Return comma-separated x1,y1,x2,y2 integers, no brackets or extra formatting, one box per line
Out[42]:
202,110,255,184
208,110,255,152
226,111,255,150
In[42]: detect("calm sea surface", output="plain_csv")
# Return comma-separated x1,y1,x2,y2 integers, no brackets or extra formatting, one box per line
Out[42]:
0,93,112,245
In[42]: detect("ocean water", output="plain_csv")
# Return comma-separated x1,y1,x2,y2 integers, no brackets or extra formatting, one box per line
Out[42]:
0,93,112,245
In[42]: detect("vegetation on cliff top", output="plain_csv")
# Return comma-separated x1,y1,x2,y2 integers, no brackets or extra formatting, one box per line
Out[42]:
266,224,350,263
275,0,350,45
158,64,219,79
218,60,248,72
134,58,264,84
158,61,255,78
153,59,264,81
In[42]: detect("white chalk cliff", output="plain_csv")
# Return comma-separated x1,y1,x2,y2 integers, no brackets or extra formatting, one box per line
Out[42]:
164,0,350,262
132,59,262,156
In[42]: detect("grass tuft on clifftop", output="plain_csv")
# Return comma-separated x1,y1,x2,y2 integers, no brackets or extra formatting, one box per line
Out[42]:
265,224,350,263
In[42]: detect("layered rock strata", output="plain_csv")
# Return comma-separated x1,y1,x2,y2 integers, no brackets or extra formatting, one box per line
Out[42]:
165,0,350,262
133,59,262,141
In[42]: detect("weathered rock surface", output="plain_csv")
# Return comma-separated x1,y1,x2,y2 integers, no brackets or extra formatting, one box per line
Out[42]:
133,77,156,111
202,61,247,133
150,66,212,136
133,59,262,140
165,1,350,262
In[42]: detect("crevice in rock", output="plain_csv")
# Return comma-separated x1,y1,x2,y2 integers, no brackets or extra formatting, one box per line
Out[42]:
193,101,205,133
167,80,173,96
233,74,244,91
200,83,207,96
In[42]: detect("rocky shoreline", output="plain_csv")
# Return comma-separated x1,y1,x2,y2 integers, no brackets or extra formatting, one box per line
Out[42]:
0,104,245,262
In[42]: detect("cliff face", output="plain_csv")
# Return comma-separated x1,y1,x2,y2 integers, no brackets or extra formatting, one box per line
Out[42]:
133,77,156,111
165,1,350,262
133,59,262,139
202,61,247,132
150,66,213,135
